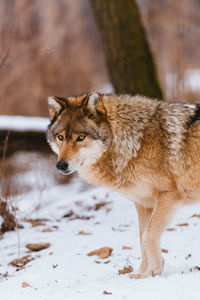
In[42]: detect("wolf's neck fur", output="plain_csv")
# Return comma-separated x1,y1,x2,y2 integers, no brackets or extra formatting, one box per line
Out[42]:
79,95,159,188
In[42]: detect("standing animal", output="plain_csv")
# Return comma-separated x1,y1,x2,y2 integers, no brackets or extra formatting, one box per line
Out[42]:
47,92,200,278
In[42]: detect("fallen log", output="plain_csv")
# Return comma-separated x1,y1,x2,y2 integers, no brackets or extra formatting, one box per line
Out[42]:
0,130,50,156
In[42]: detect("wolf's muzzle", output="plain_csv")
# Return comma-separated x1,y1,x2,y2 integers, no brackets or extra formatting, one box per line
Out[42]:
56,160,69,174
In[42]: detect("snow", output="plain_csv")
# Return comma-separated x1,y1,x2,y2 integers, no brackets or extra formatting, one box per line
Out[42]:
166,69,200,98
1,156,200,300
184,69,200,91
0,115,49,132
97,83,114,94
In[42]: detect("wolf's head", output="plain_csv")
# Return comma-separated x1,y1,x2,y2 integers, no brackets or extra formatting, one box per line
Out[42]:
46,92,111,175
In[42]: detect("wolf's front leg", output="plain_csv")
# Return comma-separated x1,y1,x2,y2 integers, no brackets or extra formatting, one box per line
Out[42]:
140,192,178,278
129,203,153,279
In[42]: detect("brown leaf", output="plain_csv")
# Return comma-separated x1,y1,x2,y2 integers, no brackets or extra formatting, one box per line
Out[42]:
161,249,168,253
10,255,34,267
118,265,133,275
87,247,113,259
104,260,110,264
176,223,189,227
75,201,83,207
166,228,176,231
87,201,111,212
122,246,133,250
103,291,112,295
191,214,200,219
95,260,101,264
63,210,74,218
22,282,30,288
42,228,53,232
72,215,93,220
194,266,200,271
77,231,92,235
25,243,51,252
95,201,108,210
63,210,93,220
185,254,191,259
1,272,8,278
24,218,49,227
52,264,58,269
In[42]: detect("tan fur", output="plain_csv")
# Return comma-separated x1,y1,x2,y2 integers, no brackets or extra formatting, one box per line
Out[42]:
47,92,200,278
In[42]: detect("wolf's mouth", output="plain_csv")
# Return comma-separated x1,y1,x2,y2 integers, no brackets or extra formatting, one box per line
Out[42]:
57,169,76,175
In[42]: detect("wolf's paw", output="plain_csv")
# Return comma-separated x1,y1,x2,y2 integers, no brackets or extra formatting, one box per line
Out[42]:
129,270,161,279
129,264,163,279
129,273,144,279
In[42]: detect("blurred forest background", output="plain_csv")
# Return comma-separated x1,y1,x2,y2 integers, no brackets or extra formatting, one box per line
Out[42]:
0,0,200,117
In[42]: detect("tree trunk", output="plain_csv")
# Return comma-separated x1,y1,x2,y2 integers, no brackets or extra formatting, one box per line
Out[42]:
90,0,163,99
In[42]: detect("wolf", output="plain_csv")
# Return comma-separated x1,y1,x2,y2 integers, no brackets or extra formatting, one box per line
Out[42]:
47,92,200,278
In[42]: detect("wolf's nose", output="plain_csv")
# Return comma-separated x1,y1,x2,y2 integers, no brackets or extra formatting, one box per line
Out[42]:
56,160,68,172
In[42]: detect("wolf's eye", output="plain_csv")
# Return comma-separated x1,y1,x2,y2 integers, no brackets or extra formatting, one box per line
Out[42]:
57,134,64,141
76,135,86,142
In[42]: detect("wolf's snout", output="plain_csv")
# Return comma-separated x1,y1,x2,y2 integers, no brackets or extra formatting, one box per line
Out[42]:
56,160,68,173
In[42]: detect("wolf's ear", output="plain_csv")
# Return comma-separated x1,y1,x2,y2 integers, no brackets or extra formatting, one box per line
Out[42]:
86,92,99,112
86,92,106,115
48,96,67,121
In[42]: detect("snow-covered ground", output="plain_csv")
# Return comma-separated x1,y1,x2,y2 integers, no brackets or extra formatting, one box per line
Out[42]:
0,115,49,132
1,153,200,300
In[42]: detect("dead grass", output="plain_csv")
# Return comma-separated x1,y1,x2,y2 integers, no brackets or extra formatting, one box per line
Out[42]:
0,199,17,234
0,133,18,235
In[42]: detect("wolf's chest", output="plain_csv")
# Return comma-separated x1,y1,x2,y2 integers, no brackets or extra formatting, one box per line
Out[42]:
118,182,155,208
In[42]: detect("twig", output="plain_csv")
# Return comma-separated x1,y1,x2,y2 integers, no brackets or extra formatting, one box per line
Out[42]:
0,50,10,71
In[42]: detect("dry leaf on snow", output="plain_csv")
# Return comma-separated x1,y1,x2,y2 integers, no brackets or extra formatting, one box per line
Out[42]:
103,291,112,295
23,218,49,227
176,223,189,227
63,210,74,218
118,266,133,275
87,247,113,259
95,201,109,211
0,272,8,278
63,210,93,220
22,282,31,288
52,264,58,269
161,249,168,253
26,243,51,252
10,255,34,267
191,214,200,219
166,228,176,231
77,231,92,235
42,228,53,232
122,246,133,250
